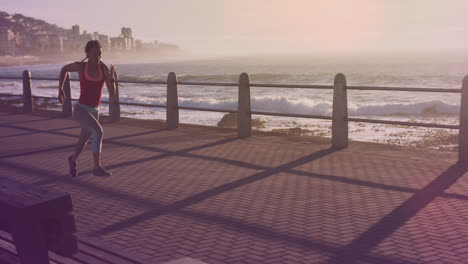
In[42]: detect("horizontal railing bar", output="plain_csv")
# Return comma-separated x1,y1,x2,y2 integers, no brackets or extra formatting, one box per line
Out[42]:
30,77,63,81
250,111,333,120
348,86,461,93
347,117,459,129
0,76,22,80
177,81,238,87
32,95,56,100
0,76,462,93
118,80,167,85
0,93,22,97
32,95,100,104
119,102,166,108
28,95,167,109
251,83,333,89
31,95,78,102
1,77,161,84
177,106,237,113
2,77,80,82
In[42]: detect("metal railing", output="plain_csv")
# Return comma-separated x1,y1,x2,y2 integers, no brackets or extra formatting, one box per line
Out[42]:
0,70,467,162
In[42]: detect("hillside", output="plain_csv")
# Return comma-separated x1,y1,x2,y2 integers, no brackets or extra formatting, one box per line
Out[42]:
0,11,69,36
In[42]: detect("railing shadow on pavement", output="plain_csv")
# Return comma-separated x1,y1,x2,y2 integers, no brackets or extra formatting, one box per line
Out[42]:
326,162,468,264
0,116,54,125
1,112,467,263
0,125,80,141
91,147,340,236
288,168,468,201
0,157,427,264
2,114,468,203
0,122,163,158
1,135,465,264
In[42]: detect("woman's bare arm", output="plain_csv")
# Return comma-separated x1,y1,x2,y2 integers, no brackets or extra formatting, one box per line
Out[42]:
58,62,82,104
100,62,116,97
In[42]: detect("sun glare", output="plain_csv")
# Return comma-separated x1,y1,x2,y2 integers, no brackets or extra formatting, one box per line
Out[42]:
222,0,382,51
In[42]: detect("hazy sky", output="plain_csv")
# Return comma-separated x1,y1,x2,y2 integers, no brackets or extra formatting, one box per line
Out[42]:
1,0,467,55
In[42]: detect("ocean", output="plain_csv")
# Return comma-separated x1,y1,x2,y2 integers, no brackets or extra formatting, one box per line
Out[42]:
0,55,466,149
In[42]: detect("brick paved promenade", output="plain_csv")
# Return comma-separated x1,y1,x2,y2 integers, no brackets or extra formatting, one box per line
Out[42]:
1,110,467,264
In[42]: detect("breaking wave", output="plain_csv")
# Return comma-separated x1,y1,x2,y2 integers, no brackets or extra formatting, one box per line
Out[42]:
118,95,459,117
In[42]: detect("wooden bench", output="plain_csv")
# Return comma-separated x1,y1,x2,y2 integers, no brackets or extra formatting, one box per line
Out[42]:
0,178,205,264
0,178,77,264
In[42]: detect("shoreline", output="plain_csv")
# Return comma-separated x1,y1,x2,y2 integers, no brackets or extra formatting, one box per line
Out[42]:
0,52,187,68
0,55,44,67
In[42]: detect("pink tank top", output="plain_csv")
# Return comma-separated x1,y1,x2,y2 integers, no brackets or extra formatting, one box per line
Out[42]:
79,62,105,107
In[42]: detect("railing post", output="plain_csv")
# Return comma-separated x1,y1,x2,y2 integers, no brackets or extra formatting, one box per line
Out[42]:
332,73,348,148
62,72,72,117
166,72,179,129
459,75,468,163
109,72,121,123
238,72,252,138
22,70,33,113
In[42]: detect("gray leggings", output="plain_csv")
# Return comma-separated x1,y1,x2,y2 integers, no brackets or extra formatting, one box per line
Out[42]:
73,103,103,153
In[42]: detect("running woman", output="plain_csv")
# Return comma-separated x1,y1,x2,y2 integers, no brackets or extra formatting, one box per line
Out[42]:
58,40,116,177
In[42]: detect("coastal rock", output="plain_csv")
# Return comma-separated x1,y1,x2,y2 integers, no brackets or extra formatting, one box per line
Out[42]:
217,112,265,129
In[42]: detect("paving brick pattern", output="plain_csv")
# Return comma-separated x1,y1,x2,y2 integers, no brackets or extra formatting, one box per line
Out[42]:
0,111,467,264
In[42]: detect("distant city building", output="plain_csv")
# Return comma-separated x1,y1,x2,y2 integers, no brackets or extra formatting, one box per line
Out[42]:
81,30,93,41
110,36,123,50
71,25,80,38
13,30,33,54
97,34,110,51
159,43,180,53
38,35,49,52
63,27,94,53
110,27,135,51
0,11,180,56
135,39,143,50
15,31,25,48
121,27,132,38
0,26,16,55
136,40,160,51
49,34,64,52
